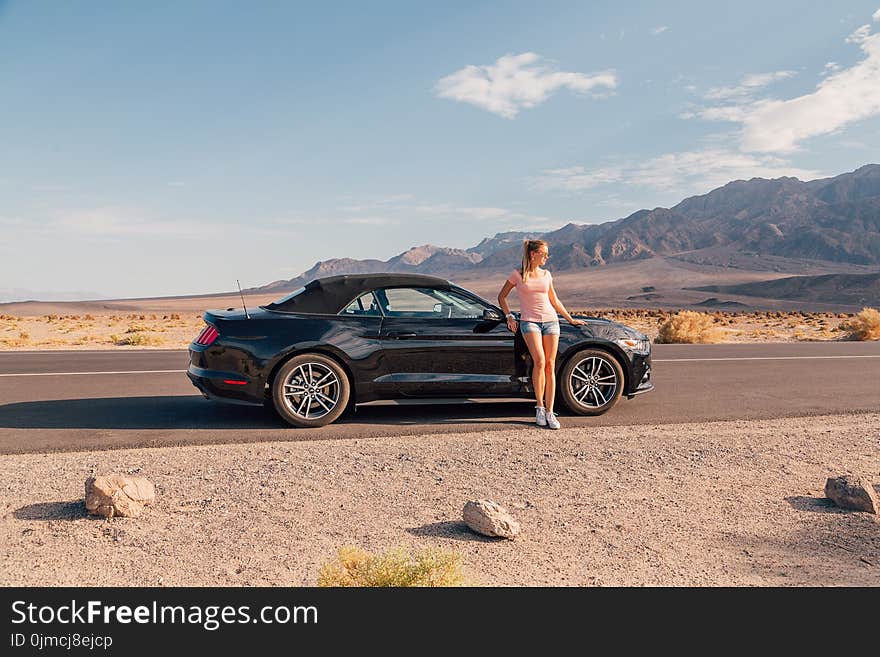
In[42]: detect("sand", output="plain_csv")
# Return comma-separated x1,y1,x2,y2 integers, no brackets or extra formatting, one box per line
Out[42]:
2,412,878,586
0,308,858,350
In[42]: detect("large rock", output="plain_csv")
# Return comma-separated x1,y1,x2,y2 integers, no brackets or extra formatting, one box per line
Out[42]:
462,500,520,539
85,474,156,518
824,475,878,514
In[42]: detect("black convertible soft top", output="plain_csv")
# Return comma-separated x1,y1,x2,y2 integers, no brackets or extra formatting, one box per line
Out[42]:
261,273,453,314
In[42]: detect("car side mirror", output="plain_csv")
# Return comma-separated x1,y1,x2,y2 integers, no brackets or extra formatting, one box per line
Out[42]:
483,308,503,322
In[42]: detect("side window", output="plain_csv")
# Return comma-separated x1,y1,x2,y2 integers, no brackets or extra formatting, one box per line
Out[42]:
379,287,488,319
340,292,380,316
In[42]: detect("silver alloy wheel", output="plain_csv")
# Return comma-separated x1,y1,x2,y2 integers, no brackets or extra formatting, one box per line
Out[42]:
281,362,341,420
568,355,618,408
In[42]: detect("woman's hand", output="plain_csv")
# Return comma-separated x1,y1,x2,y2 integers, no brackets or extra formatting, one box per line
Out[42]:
506,316,518,332
568,318,585,326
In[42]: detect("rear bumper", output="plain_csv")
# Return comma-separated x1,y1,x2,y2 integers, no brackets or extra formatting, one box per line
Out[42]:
187,364,264,406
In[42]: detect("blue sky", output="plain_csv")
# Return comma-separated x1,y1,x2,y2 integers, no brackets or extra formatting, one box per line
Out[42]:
2,1,879,299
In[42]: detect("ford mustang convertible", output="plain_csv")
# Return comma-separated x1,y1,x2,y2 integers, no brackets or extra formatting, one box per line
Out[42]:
187,273,653,427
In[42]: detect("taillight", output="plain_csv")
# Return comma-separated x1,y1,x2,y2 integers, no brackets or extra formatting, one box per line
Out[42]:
194,324,219,346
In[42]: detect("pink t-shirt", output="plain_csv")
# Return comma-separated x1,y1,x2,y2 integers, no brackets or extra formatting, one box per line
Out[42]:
507,269,557,322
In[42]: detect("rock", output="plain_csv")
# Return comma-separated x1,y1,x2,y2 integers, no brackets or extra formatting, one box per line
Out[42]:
462,500,520,539
824,475,878,513
85,474,156,518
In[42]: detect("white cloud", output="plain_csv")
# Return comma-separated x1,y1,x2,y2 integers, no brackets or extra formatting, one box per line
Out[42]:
414,204,510,220
651,26,669,35
0,215,27,227
704,70,796,101
533,165,624,191
434,52,617,119
687,15,880,153
874,8,880,21
338,193,414,212
846,24,872,43
341,217,398,226
533,149,822,195
822,61,841,76
376,194,413,204
52,209,209,239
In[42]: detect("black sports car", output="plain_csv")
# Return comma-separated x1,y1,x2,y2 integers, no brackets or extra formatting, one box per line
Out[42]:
187,273,653,427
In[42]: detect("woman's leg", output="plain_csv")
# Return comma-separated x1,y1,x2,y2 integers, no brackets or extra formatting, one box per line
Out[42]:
542,333,559,411
522,331,546,407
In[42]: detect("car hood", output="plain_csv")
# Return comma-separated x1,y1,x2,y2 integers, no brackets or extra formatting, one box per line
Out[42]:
570,316,648,341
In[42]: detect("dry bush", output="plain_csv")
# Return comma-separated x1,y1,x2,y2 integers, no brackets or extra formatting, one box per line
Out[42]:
656,311,724,344
125,324,149,333
113,333,164,346
317,546,467,587
841,307,880,341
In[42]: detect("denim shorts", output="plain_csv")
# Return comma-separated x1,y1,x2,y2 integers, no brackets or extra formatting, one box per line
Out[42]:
520,320,560,336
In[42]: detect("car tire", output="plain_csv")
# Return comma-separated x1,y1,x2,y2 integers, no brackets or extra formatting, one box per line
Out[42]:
559,348,624,416
271,353,351,428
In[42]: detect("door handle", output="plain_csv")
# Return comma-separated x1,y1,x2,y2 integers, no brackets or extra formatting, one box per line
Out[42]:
386,332,418,338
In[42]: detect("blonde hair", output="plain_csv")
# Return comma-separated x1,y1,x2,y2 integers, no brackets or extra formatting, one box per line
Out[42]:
520,239,548,282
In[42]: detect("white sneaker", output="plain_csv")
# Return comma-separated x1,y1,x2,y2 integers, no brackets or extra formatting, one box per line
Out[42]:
546,412,561,430
535,406,547,427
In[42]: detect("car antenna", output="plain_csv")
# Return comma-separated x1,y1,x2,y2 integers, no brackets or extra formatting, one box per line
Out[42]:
237,279,250,319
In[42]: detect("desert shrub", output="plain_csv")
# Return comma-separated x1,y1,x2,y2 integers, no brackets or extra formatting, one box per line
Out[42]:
84,314,94,320
114,333,163,346
125,324,149,333
842,307,880,341
655,311,724,344
317,546,467,587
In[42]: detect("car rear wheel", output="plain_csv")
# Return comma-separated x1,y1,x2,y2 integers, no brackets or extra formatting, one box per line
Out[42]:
272,354,350,428
560,349,624,416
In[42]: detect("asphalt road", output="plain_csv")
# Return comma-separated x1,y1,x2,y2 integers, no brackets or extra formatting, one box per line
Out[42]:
0,343,878,454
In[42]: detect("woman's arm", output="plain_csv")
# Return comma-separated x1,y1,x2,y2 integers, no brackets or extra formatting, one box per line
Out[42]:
498,280,518,332
548,280,584,326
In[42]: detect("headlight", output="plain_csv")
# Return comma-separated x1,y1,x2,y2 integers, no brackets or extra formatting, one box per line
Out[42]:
615,337,650,355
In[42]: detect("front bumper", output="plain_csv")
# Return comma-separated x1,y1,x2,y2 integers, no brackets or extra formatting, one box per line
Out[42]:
627,361,653,398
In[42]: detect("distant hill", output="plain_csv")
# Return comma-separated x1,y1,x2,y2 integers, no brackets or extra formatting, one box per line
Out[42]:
690,272,880,307
247,164,880,298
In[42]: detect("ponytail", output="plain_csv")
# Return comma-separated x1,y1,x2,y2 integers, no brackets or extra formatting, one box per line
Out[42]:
520,239,547,282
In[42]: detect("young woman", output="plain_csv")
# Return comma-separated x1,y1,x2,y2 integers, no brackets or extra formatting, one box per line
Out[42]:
497,239,584,429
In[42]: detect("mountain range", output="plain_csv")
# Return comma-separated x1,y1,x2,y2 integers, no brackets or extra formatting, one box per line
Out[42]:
247,164,880,308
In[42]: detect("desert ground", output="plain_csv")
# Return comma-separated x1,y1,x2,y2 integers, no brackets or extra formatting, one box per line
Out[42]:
2,256,875,349
0,304,863,350
1,412,878,586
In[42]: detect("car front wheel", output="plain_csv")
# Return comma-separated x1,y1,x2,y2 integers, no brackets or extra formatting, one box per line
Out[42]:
272,354,351,427
560,349,624,416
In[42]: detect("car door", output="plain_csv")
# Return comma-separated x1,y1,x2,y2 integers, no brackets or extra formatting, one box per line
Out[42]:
375,286,519,397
